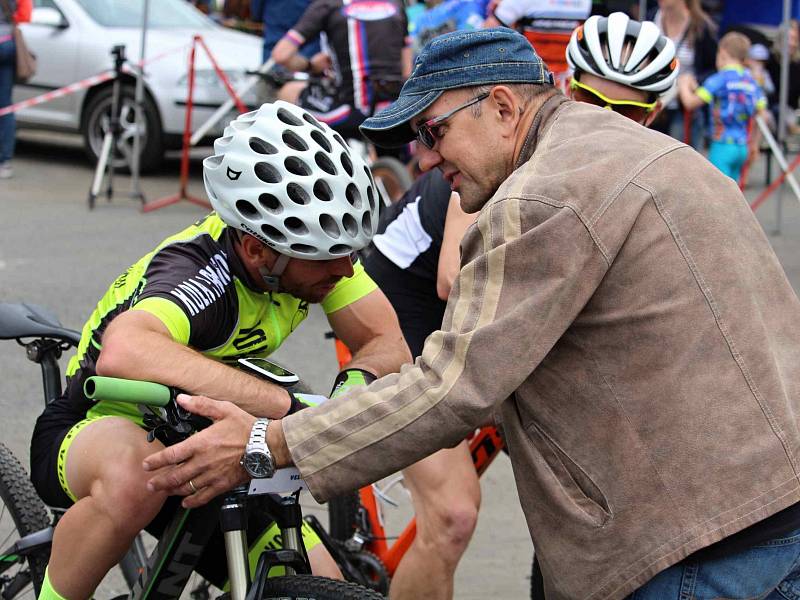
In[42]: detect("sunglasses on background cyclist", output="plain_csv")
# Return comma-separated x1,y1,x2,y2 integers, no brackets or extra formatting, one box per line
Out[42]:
569,78,658,122
415,92,491,150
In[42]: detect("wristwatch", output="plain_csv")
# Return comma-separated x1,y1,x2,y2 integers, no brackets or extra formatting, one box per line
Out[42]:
240,419,275,478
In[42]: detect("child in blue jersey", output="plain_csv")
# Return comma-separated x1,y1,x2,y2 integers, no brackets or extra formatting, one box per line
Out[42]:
678,32,767,181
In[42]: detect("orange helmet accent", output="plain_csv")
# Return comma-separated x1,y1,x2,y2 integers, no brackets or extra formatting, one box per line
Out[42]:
670,58,679,71
576,25,584,41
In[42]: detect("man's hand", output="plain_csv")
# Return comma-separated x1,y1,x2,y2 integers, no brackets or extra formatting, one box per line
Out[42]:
309,52,332,75
142,394,256,508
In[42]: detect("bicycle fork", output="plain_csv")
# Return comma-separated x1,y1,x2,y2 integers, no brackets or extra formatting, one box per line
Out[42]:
221,487,250,600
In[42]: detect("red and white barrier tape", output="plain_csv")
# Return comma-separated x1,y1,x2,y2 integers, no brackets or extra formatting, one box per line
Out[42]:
0,43,187,118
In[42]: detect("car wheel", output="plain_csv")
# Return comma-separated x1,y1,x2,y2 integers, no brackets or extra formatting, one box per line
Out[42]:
81,84,164,173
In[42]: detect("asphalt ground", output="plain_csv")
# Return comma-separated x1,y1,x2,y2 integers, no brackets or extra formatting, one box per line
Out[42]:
2,130,800,598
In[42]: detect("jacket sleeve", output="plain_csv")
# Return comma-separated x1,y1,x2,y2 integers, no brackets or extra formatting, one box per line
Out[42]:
282,196,609,502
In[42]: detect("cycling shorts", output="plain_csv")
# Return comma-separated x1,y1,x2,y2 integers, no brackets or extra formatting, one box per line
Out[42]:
298,81,368,141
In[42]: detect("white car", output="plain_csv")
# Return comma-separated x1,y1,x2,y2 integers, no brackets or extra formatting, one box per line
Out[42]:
13,0,265,171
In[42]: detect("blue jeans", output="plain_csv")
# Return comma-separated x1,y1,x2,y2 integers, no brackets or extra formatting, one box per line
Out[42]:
0,37,16,163
626,526,800,599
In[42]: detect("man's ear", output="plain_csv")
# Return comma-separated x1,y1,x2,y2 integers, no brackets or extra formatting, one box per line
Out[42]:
239,233,274,268
489,85,523,129
644,100,664,127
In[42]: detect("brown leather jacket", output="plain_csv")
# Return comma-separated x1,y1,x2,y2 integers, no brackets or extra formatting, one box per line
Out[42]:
283,95,800,599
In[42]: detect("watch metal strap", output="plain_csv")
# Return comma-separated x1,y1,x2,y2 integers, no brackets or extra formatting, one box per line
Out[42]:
249,419,269,446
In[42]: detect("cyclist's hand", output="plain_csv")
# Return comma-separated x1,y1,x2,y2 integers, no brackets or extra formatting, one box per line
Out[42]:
143,394,255,508
309,51,332,75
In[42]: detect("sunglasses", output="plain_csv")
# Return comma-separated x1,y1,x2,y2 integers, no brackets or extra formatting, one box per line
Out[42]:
415,92,491,150
570,78,657,122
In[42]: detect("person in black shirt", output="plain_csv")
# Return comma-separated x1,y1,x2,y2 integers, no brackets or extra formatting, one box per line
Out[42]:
271,0,412,140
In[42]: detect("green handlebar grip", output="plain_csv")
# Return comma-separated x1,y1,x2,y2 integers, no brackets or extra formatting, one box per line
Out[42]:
84,376,172,407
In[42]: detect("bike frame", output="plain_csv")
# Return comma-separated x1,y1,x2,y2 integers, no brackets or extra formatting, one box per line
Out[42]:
332,338,507,575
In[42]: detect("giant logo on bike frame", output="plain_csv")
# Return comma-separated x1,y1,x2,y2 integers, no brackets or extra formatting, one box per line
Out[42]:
341,0,397,22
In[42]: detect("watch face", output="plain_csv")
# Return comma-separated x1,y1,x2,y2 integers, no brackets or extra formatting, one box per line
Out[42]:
243,450,272,478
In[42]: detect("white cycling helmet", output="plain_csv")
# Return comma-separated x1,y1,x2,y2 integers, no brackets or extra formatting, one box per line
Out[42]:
566,12,679,95
203,101,379,264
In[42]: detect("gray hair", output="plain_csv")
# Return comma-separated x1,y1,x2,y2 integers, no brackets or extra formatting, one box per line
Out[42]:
467,83,554,117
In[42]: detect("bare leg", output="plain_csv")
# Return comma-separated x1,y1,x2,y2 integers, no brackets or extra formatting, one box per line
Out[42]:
389,441,480,600
309,544,343,579
277,81,307,105
46,418,169,599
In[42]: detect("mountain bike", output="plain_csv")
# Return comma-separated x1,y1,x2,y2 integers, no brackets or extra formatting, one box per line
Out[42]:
0,302,381,600
323,336,514,595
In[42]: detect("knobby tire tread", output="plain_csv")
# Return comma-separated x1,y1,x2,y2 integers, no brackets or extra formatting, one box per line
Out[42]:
0,443,50,596
260,574,384,599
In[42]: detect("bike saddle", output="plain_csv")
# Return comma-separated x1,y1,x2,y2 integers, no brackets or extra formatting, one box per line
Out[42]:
0,302,81,345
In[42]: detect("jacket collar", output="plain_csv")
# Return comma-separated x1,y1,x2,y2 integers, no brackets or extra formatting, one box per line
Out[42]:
514,92,568,171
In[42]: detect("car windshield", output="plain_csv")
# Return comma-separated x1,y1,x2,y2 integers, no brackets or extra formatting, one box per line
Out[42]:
74,0,213,28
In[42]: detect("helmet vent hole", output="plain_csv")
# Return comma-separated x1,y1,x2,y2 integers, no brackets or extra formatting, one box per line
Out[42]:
342,213,359,237
205,154,224,168
282,130,309,152
362,211,373,236
367,186,375,211
319,214,341,239
232,119,256,131
333,133,349,153
285,156,312,176
329,244,351,255
249,137,278,155
284,216,309,235
217,135,234,147
287,182,311,205
290,243,316,255
261,224,287,244
345,183,362,209
340,153,354,177
277,107,303,126
315,152,337,176
235,199,259,219
310,130,332,152
255,162,282,184
258,193,282,214
314,179,333,202
303,113,325,132
363,165,375,187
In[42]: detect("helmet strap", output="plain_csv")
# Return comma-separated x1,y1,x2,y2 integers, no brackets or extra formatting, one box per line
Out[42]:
258,254,291,292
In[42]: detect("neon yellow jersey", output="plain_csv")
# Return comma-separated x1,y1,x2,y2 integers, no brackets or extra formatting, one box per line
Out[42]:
64,213,376,423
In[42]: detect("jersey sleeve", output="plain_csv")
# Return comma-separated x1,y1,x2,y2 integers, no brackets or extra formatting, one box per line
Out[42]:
132,242,239,350
288,0,332,46
321,259,378,314
695,72,723,105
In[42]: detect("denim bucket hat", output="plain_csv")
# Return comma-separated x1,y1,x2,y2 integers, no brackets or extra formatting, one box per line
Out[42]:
360,27,554,148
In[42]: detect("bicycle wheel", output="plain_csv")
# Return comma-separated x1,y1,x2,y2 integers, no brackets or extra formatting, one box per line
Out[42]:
0,443,50,598
260,574,384,599
328,491,361,541
371,157,413,204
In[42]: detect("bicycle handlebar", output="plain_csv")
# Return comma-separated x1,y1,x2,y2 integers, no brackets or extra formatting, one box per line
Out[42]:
84,376,172,407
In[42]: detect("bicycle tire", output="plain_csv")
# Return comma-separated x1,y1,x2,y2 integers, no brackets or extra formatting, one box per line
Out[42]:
260,574,384,599
371,157,413,204
328,490,361,541
0,443,50,598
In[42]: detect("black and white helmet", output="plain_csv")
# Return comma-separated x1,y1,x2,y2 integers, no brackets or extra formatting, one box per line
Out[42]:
566,12,679,95
203,101,379,260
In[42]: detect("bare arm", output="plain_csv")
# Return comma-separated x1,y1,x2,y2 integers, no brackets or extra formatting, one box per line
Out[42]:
401,46,413,79
677,74,707,112
327,288,412,376
437,192,477,301
97,310,290,418
272,35,310,73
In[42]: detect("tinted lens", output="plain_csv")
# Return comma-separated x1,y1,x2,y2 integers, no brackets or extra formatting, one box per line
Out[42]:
612,104,649,122
417,125,435,149
571,85,606,108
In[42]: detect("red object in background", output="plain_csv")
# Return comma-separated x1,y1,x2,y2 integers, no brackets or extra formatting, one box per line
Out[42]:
14,0,32,23
143,34,247,213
